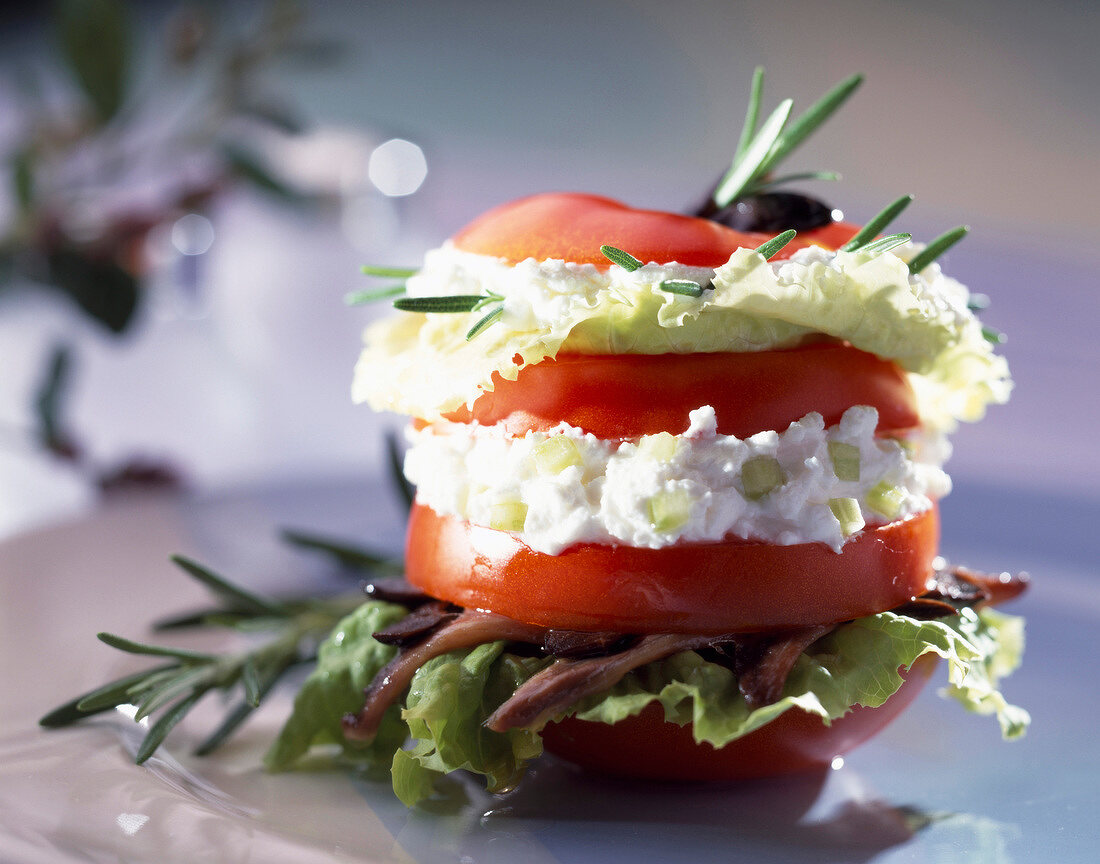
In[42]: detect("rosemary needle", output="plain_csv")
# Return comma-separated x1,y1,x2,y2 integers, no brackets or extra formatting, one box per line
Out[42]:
755,229,797,260
600,245,644,271
40,555,364,763
909,225,969,274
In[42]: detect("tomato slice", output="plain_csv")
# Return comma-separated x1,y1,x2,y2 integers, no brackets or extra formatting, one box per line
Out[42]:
540,654,937,781
801,219,862,251
444,342,918,438
404,502,939,634
452,193,817,267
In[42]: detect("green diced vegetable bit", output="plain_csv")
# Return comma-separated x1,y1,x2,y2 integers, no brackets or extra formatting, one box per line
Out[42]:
867,481,905,519
741,456,785,500
828,441,861,482
637,431,678,462
532,437,583,475
890,436,916,458
829,497,865,537
648,488,693,533
489,501,528,532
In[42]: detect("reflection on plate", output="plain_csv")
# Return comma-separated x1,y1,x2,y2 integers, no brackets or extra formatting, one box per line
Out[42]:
0,478,1096,864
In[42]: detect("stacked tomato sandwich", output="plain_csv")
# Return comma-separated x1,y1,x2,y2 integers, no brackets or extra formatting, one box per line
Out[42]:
267,76,1027,806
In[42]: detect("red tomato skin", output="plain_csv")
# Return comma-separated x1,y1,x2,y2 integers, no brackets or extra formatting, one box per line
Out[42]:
539,654,938,781
404,503,940,635
452,193,818,267
802,220,862,250
444,343,919,439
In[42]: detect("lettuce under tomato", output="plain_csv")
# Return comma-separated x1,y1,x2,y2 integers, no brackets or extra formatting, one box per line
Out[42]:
264,601,407,774
267,602,1027,806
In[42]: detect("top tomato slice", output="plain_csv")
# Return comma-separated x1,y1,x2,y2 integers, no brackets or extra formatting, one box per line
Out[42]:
452,192,864,267
445,341,919,438
452,192,817,267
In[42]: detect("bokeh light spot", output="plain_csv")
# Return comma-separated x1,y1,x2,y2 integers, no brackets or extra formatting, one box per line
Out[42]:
368,138,427,197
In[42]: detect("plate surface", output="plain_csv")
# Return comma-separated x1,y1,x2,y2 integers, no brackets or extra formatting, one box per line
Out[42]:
0,476,1096,864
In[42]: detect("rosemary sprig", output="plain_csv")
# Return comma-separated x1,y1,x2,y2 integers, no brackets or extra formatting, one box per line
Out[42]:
281,528,403,573
171,554,289,616
345,264,420,305
39,555,363,762
748,170,840,193
383,291,506,341
602,233,803,295
713,97,792,207
981,326,1006,345
842,195,914,252
601,245,711,298
360,265,418,278
600,245,643,271
755,229,797,260
857,233,912,257
908,225,969,274
733,66,765,164
349,259,507,340
758,73,863,181
392,295,488,313
345,284,407,305
714,70,862,208
659,279,704,297
467,306,504,339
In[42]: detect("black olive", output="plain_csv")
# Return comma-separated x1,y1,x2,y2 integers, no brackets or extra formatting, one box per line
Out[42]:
692,191,836,233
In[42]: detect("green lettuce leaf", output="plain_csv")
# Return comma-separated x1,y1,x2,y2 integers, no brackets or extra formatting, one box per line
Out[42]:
353,245,1010,431
570,608,1028,749
270,603,1027,806
391,642,548,806
265,600,408,772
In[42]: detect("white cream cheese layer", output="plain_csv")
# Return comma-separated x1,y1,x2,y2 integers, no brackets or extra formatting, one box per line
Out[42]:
355,243,1010,431
404,405,951,555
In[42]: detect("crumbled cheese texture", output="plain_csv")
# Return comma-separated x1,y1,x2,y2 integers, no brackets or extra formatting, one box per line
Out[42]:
354,243,1011,432
405,406,950,555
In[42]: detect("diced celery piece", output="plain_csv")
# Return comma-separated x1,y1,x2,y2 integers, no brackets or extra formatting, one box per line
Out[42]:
867,481,905,519
637,431,678,462
828,441,861,481
741,456,786,500
532,436,582,475
489,501,528,532
647,488,693,532
461,482,488,513
886,436,916,458
829,497,865,537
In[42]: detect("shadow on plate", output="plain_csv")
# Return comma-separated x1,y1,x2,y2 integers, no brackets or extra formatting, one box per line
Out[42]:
368,756,955,864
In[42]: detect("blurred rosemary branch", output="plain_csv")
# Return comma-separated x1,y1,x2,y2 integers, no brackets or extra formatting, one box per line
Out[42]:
1,0,338,487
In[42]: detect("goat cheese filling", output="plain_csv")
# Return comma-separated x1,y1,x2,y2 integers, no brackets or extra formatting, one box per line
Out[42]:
405,404,950,555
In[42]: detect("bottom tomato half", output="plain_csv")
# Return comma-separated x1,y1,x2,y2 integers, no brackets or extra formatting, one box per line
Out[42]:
540,654,938,781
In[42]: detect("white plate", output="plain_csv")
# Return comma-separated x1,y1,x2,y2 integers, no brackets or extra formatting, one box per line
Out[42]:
1,477,1096,863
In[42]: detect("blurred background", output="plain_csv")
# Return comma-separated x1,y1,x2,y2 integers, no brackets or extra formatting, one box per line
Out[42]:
1,0,1097,540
